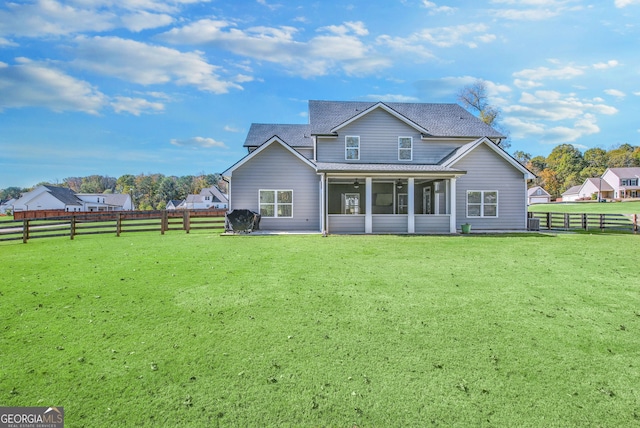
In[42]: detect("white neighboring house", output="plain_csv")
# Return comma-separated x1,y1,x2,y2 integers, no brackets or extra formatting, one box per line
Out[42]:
183,186,228,209
527,186,551,204
561,178,613,202
166,200,185,210
76,193,135,211
602,167,640,199
0,198,16,214
12,185,134,212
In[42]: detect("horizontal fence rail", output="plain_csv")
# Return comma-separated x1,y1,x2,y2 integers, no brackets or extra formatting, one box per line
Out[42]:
528,212,639,233
0,209,226,243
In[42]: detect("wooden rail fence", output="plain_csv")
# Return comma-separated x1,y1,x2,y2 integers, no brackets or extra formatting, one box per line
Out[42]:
0,210,226,243
528,212,639,233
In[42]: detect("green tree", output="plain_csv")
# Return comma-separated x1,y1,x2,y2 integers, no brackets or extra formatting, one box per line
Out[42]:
546,144,585,193
513,151,531,166
608,143,639,167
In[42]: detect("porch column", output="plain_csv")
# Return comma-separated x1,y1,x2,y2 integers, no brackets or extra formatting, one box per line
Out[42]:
365,177,372,233
320,174,326,233
408,178,415,233
449,177,457,233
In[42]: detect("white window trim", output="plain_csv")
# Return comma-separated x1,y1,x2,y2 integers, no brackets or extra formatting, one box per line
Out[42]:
345,135,360,160
259,189,293,218
466,190,498,218
398,136,412,161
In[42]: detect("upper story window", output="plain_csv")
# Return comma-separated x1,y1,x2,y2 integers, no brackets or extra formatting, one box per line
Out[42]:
398,137,412,161
621,178,638,186
345,136,360,160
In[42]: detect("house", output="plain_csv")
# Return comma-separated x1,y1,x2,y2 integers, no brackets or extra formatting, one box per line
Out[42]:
222,100,535,234
182,186,228,209
562,167,639,202
602,167,640,199
12,185,134,212
527,186,551,204
0,198,16,214
166,200,185,210
560,185,582,202
76,193,135,211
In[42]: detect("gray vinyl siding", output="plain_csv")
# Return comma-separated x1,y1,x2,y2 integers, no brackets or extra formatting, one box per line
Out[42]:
372,215,407,233
327,215,366,233
317,108,462,163
452,144,527,230
230,143,320,231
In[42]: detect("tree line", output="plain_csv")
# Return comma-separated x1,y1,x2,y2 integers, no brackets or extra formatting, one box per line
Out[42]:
0,173,226,210
516,143,640,198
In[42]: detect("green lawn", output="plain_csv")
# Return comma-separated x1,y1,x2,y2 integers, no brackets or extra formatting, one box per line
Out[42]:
1,232,639,427
529,200,640,214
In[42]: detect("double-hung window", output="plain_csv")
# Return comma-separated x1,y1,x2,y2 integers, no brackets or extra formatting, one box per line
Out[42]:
345,136,360,160
398,137,412,161
467,191,498,217
259,190,293,218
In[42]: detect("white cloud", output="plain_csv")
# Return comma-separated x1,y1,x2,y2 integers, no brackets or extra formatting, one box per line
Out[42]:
224,125,243,133
170,136,227,148
161,20,386,77
604,89,626,98
0,37,17,47
0,0,115,37
501,90,617,144
513,64,585,81
364,94,420,102
72,36,242,93
111,96,164,115
491,8,559,20
120,11,173,32
415,24,496,48
421,1,456,14
593,59,620,69
615,0,640,7
0,58,106,113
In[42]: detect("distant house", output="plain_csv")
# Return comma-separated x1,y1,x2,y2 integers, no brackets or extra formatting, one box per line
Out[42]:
12,185,134,212
182,186,228,210
76,193,135,211
0,198,16,214
562,168,639,202
166,200,185,210
527,186,551,204
602,167,640,199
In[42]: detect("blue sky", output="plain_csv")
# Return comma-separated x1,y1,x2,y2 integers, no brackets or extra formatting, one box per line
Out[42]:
1,0,639,188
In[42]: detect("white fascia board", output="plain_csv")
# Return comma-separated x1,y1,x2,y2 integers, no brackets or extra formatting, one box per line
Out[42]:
330,102,429,134
222,136,316,178
443,137,536,180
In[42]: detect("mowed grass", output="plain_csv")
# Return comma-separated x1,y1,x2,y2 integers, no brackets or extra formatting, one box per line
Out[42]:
1,232,639,427
529,200,640,214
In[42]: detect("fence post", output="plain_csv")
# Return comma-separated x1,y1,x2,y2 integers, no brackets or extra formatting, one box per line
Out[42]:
634,214,638,234
22,219,29,243
600,214,604,231
546,212,551,230
70,216,76,240
183,211,190,233
161,210,168,235
582,213,587,230
116,213,121,237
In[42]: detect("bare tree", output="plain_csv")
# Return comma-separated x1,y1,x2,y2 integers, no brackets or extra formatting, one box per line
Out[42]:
457,80,510,149
457,80,499,126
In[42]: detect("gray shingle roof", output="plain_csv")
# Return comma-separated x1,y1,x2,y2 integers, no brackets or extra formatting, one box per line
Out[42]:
244,123,312,148
45,185,82,205
243,100,504,149
308,100,504,138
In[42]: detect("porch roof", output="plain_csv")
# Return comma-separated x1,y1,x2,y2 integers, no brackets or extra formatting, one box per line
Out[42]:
316,162,465,175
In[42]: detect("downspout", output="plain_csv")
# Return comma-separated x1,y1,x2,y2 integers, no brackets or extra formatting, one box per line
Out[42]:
320,173,326,235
